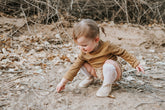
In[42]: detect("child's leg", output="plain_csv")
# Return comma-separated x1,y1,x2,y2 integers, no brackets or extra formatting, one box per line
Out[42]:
96,60,120,97
80,66,93,77
79,63,95,88
102,63,117,85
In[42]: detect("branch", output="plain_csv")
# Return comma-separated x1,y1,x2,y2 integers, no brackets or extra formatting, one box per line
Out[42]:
20,4,31,33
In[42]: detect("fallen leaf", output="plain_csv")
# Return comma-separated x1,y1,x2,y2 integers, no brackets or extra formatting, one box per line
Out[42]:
108,94,116,99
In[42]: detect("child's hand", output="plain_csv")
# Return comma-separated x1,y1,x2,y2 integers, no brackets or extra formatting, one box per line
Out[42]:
91,69,97,78
136,64,145,74
56,78,69,93
56,82,65,93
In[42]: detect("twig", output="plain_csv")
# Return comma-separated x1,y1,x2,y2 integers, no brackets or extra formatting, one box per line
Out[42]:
70,0,74,10
0,70,24,73
9,23,26,37
20,4,31,33
124,0,129,23
156,3,164,26
135,102,155,109
35,0,58,13
123,67,151,74
114,0,125,13
23,0,43,12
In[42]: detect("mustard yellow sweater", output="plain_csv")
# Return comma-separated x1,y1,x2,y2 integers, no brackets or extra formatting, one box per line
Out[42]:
63,40,140,81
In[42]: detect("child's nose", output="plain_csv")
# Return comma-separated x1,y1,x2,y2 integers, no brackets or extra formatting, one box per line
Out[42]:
83,47,86,51
78,46,83,50
78,46,81,49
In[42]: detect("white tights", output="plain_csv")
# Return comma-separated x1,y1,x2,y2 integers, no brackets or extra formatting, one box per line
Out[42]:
80,66,92,77
80,63,117,84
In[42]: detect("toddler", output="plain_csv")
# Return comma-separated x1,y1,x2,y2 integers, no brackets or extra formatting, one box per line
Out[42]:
56,19,145,97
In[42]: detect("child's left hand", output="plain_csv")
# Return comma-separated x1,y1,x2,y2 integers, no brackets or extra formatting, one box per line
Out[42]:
136,64,145,74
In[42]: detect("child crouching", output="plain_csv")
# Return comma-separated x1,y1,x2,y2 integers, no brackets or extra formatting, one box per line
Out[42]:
56,19,145,97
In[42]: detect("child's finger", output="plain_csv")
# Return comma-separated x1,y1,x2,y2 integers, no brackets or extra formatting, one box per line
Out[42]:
56,87,60,92
140,67,145,74
57,87,62,93
91,69,97,78
92,73,97,78
136,67,140,73
56,85,62,93
61,86,65,91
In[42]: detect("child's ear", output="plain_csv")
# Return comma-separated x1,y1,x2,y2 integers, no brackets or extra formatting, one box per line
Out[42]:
95,36,100,43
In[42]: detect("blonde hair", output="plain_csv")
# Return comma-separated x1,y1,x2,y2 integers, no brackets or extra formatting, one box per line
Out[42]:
73,19,100,41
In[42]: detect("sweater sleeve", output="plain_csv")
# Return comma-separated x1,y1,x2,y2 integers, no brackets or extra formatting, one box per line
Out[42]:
108,42,140,68
63,53,85,81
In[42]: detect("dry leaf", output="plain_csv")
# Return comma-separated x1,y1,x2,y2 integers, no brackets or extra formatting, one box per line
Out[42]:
108,94,115,99
60,55,71,62
33,73,39,75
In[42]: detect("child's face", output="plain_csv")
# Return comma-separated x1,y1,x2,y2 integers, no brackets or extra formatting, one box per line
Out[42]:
76,36,99,53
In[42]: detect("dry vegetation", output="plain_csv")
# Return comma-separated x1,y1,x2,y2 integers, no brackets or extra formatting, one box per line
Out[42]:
0,0,165,25
0,0,165,110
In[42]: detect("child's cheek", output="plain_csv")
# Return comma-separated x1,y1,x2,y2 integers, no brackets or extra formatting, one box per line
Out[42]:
87,46,92,52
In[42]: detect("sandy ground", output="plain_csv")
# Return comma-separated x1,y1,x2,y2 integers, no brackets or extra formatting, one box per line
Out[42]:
0,17,165,110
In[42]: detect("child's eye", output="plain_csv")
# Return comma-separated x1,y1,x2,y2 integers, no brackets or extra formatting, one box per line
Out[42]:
82,45,87,47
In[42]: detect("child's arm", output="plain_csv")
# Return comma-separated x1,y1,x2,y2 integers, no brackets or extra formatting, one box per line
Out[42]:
136,64,145,74
56,53,85,93
56,78,69,93
107,42,145,73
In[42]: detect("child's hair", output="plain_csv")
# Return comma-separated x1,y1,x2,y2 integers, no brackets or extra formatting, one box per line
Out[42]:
73,19,105,41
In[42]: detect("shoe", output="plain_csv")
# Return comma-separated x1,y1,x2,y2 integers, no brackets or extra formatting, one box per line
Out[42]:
79,76,94,88
96,84,112,97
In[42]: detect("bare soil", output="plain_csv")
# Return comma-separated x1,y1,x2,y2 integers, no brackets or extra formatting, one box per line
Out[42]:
0,17,165,110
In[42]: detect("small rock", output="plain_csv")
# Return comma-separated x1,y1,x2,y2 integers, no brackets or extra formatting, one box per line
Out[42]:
149,49,155,53
109,21,115,26
152,83,163,88
8,68,15,72
151,75,162,80
137,80,145,85
125,76,135,81
155,62,165,66
55,34,61,39
2,48,7,54
74,89,81,94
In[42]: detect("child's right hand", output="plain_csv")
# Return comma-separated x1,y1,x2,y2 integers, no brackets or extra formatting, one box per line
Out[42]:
56,78,69,93
56,82,65,93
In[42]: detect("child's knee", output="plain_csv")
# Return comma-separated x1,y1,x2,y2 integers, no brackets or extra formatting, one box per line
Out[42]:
103,63,116,72
83,63,93,73
103,63,117,84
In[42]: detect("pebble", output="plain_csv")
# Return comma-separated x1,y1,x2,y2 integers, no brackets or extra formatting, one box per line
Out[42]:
36,69,43,73
155,62,165,66
152,83,163,88
149,49,155,53
57,97,65,103
125,76,135,81
39,91,50,96
8,68,15,72
137,80,145,85
73,89,81,94
55,34,61,39
2,48,7,54
151,75,162,80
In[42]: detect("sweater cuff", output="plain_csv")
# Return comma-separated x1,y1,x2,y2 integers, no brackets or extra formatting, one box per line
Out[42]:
63,74,74,81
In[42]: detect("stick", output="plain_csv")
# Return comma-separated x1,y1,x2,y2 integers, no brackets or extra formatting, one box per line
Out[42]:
124,0,129,23
20,4,31,33
0,70,24,73
156,2,164,26
123,67,151,74
135,102,154,108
